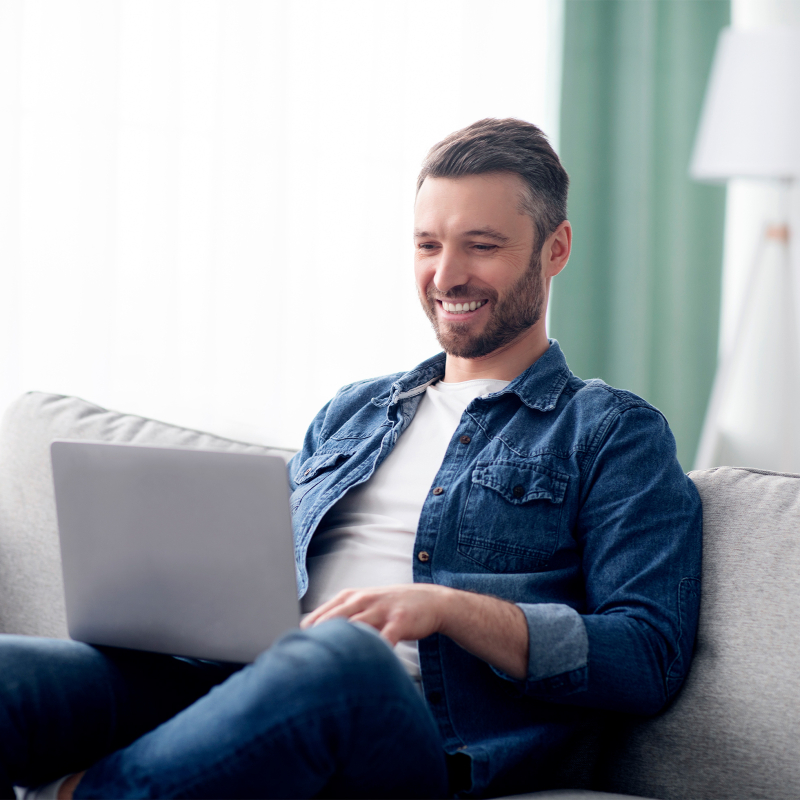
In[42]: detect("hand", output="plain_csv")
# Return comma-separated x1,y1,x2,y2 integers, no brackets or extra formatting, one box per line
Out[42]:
301,584,530,679
300,584,452,645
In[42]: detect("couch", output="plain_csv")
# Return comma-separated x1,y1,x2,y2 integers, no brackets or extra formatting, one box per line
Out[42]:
1,391,799,800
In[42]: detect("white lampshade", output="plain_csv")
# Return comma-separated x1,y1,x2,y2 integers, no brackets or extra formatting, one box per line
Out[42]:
690,27,800,182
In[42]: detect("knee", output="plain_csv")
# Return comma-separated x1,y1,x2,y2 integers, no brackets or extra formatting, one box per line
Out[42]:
248,619,412,709
0,636,105,700
295,618,397,668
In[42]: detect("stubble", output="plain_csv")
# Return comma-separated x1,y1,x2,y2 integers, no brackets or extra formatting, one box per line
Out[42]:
420,248,545,359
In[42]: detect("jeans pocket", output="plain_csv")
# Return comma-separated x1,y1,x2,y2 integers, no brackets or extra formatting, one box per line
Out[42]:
457,460,568,573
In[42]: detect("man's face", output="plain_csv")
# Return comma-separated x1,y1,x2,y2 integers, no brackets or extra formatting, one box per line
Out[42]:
414,173,544,359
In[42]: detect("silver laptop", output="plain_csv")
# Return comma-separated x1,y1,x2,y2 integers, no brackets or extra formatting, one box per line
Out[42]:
51,440,300,663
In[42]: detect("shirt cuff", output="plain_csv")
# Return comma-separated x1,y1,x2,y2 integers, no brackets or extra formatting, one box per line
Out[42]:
492,603,589,696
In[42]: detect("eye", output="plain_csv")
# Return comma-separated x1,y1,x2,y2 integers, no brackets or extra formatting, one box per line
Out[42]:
417,242,438,251
472,243,498,252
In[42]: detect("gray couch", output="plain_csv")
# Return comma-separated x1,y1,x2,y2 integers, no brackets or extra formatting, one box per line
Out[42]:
1,391,799,800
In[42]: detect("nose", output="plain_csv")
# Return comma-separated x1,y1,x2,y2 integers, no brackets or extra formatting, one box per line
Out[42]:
433,245,470,294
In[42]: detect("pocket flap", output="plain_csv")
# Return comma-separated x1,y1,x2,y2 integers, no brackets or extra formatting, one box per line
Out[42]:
294,452,350,484
471,461,568,505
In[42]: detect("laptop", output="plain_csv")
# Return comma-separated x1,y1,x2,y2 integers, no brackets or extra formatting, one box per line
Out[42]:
51,440,301,663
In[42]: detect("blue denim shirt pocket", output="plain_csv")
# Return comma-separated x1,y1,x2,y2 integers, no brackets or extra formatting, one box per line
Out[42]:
291,451,353,512
457,460,569,573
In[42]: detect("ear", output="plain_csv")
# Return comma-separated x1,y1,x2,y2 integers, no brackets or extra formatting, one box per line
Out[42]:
542,221,571,278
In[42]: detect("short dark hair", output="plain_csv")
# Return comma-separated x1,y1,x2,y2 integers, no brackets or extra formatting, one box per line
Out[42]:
416,118,569,250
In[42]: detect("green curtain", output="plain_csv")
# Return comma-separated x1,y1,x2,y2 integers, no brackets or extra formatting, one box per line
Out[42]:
551,0,729,470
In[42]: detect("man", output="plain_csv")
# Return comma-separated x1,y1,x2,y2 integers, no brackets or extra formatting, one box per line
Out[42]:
3,118,701,799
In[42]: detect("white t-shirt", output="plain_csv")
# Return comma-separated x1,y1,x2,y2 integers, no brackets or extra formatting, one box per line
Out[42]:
302,377,510,678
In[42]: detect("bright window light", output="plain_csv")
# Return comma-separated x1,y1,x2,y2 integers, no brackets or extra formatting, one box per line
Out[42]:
0,0,563,448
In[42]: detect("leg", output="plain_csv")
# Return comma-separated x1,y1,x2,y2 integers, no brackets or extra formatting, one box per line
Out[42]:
0,635,234,797
76,620,449,799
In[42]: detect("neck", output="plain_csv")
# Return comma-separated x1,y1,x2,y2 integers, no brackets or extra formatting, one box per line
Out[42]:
443,323,550,383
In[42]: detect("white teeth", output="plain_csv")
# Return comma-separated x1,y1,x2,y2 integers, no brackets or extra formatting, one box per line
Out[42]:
443,300,485,313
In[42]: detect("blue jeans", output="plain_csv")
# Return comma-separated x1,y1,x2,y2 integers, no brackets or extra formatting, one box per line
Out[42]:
0,620,449,798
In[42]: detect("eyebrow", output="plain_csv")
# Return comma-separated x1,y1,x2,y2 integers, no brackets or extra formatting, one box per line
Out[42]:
464,227,510,243
413,227,510,243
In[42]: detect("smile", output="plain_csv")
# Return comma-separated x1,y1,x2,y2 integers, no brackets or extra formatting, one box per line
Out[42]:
440,300,487,314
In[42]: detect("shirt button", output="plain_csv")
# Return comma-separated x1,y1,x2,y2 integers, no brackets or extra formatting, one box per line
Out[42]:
418,551,430,562
304,469,311,475
513,485,525,498
427,690,442,704
432,486,444,496
459,435,471,444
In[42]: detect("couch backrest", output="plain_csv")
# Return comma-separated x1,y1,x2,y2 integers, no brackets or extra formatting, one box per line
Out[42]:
601,466,800,800
0,391,295,639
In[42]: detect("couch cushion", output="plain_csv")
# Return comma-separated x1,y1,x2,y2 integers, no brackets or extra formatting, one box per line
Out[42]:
602,466,800,800
0,392,295,639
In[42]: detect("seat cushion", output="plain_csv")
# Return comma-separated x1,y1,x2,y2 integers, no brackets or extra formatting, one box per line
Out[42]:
601,466,800,800
0,391,295,639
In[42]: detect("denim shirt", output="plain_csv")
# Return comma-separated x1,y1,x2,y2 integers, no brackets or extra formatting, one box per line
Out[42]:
288,341,702,798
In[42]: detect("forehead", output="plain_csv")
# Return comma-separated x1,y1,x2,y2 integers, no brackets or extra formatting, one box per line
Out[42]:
414,173,530,234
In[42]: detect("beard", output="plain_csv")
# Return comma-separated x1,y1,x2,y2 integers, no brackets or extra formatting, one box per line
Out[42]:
420,248,546,359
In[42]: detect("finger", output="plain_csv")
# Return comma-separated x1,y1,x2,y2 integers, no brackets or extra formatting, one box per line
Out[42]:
366,617,400,645
303,589,360,627
309,595,378,627
310,606,357,626
349,607,387,634
378,616,431,646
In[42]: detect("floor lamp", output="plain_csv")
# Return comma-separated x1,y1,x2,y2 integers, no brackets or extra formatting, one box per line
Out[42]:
691,27,800,471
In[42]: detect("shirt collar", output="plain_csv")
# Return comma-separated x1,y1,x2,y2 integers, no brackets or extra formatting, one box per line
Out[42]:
496,339,572,411
371,352,447,408
372,340,572,412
